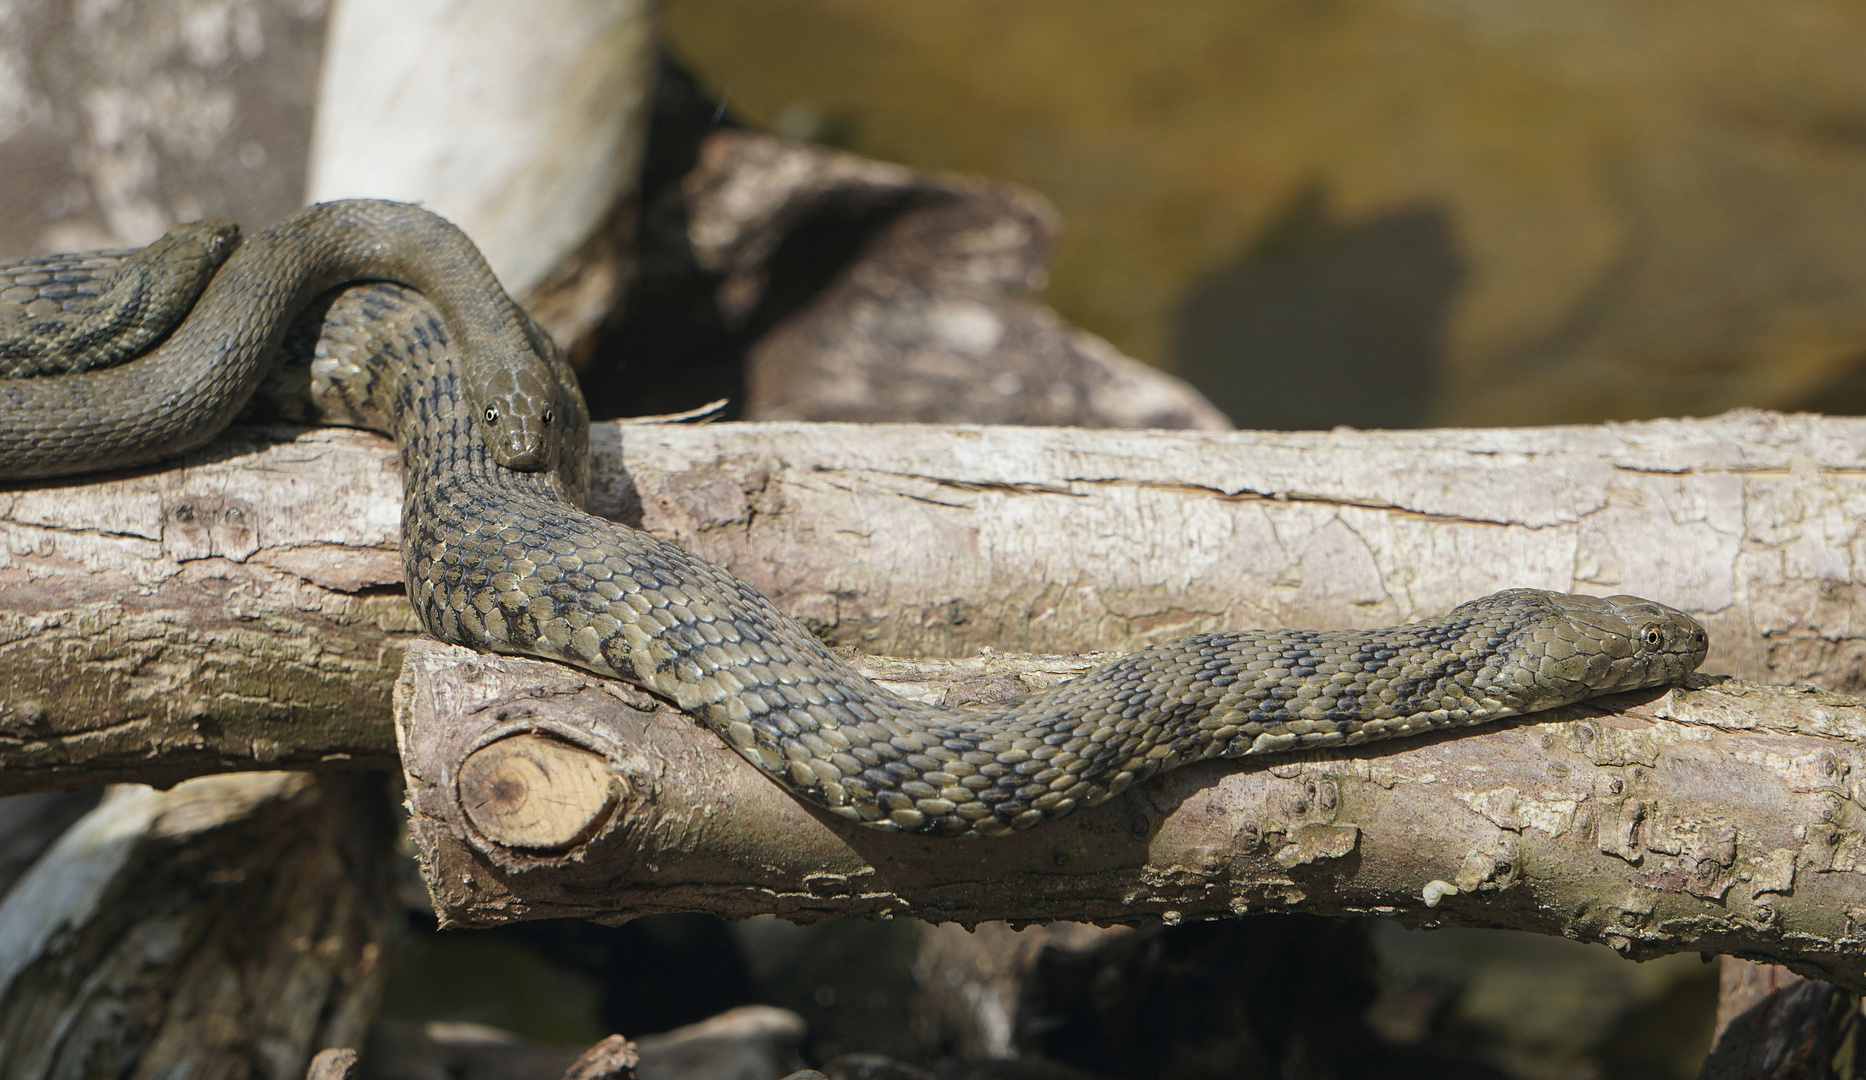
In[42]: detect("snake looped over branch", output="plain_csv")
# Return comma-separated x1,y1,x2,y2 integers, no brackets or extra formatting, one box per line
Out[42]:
0,200,1709,838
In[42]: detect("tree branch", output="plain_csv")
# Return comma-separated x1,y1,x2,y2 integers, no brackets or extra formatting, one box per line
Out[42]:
2,408,1861,788
396,639,1866,990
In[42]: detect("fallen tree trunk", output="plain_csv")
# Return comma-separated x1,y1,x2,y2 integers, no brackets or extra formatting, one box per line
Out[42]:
1,410,1863,792
395,639,1866,990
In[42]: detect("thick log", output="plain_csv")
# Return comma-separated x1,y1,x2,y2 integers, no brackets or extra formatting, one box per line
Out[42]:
3,411,1865,794
0,425,414,791
396,638,1866,990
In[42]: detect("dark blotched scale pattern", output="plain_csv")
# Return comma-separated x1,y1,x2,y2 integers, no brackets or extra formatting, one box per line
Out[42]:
0,220,239,379
286,283,1708,838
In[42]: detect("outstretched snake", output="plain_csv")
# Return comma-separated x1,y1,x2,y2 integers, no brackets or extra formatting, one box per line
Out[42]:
0,201,1709,837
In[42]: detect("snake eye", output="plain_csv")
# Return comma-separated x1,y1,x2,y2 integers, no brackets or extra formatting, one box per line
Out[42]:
541,408,554,426
1642,625,1664,648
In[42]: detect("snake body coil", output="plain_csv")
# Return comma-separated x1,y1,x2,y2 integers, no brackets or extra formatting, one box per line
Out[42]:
0,201,562,478
1,209,1710,837
0,219,238,378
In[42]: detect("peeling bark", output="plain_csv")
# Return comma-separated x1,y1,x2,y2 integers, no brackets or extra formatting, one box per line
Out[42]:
5,410,1866,792
396,639,1866,990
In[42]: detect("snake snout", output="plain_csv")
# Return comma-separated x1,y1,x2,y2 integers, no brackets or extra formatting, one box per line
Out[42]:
495,429,551,471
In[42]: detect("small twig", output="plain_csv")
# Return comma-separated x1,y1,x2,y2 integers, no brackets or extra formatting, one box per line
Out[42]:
619,398,730,424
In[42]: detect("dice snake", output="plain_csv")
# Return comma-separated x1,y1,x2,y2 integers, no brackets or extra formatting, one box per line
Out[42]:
0,205,1710,837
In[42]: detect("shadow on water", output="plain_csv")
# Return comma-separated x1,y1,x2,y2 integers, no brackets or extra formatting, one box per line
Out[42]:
1172,185,1466,431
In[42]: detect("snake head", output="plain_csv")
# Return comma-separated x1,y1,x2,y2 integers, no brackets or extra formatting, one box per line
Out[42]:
1503,590,1710,708
475,364,563,471
468,310,570,472
1588,593,1710,690
145,218,241,280
184,218,241,263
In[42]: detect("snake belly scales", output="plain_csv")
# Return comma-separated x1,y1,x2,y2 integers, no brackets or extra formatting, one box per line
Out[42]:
0,201,1709,838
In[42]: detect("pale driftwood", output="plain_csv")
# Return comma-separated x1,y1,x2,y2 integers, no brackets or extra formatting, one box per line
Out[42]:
0,772,395,1078
913,922,1127,1061
1697,965,1854,1079
1713,958,1806,1044
1696,959,1837,1079
4,410,1865,795
396,639,1866,989
558,1035,639,1080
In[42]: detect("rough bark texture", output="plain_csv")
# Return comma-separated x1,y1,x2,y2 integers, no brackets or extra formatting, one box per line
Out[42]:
0,772,398,1080
597,411,1862,687
0,426,413,791
5,410,1866,791
395,638,1866,990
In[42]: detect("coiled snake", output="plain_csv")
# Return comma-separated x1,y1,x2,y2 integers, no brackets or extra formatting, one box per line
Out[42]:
0,201,1709,837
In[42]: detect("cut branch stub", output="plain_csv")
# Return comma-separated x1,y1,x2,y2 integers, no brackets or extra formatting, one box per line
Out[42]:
458,733,622,852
